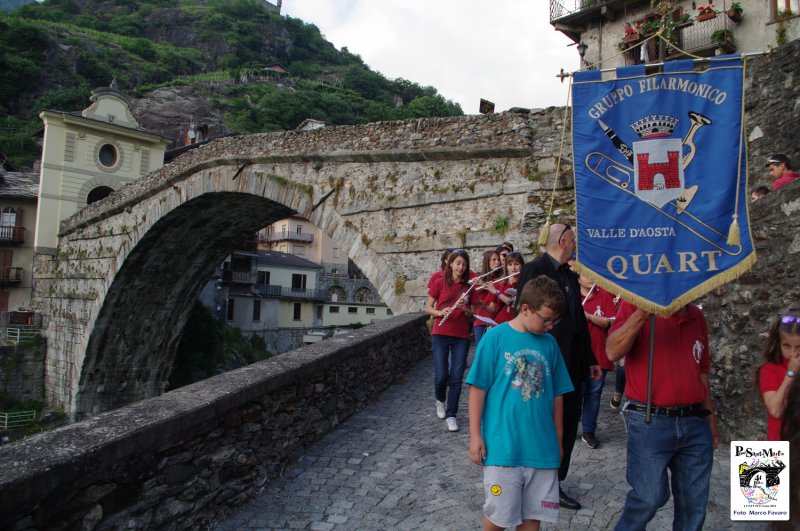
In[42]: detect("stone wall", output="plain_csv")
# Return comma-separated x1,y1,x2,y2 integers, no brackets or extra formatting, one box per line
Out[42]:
744,38,800,187
0,313,430,530
0,343,45,403
702,181,800,441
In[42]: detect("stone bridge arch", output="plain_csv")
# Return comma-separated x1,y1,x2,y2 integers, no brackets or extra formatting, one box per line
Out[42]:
34,110,570,418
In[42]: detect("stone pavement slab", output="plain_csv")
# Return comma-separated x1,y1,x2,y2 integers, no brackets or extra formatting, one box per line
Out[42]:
214,349,771,530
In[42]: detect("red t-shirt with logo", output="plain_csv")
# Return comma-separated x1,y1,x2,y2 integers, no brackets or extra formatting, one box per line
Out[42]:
428,276,474,339
582,288,617,371
759,358,789,441
610,302,709,406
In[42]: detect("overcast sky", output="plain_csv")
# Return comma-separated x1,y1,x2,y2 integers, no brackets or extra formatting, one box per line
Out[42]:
281,0,580,114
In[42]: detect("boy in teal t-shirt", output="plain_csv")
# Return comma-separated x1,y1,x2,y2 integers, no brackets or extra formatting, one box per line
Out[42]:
466,276,573,530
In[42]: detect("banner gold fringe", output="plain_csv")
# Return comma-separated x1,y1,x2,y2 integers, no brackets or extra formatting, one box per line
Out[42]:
572,251,757,318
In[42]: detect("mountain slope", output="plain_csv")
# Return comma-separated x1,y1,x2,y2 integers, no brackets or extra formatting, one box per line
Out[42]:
0,0,463,167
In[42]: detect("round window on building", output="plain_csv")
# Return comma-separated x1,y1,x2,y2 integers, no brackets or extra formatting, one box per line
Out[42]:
87,186,114,205
98,144,118,167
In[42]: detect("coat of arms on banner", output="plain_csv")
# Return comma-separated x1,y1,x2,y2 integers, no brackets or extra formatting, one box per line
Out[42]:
572,57,755,315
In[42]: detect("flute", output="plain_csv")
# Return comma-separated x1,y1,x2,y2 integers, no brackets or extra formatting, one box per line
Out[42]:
438,282,477,327
476,271,519,289
581,283,596,306
468,265,504,284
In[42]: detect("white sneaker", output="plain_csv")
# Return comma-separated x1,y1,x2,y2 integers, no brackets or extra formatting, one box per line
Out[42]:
446,417,459,432
436,400,446,419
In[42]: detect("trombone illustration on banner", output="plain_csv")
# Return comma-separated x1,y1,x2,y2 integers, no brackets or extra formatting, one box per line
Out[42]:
585,111,742,256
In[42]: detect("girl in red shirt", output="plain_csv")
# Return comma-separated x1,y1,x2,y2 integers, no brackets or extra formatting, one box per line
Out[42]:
472,250,501,344
425,249,474,432
758,316,800,440
486,251,524,326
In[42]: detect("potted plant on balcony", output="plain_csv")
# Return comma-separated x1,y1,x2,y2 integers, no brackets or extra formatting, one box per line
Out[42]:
727,2,743,23
696,4,717,22
710,28,734,44
623,22,641,43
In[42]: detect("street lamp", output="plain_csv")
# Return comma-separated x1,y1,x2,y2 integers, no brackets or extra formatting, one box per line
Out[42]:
577,41,589,66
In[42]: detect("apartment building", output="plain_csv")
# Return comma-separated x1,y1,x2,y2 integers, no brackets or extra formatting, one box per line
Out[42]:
0,166,38,314
550,0,800,69
215,249,391,354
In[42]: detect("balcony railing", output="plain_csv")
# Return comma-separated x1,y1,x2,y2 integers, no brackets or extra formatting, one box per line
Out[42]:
0,225,25,243
260,231,314,244
0,267,23,284
550,0,650,22
623,15,736,66
222,270,257,284
254,285,327,301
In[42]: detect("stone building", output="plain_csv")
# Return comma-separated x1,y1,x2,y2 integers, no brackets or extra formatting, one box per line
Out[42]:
35,86,170,253
204,249,391,354
550,0,800,69
259,214,348,275
0,169,38,313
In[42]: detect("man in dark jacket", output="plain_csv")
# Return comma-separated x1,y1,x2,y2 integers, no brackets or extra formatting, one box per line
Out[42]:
516,222,600,510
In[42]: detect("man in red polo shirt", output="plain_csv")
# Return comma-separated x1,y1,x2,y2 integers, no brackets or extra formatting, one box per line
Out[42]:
767,153,800,191
606,302,720,531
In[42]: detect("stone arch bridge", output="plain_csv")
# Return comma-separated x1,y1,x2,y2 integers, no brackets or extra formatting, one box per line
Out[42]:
33,109,573,419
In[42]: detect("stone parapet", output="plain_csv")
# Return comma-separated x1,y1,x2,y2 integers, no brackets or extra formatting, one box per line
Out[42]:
0,313,430,530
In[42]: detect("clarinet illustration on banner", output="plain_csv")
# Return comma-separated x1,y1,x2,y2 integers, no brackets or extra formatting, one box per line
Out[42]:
571,56,755,316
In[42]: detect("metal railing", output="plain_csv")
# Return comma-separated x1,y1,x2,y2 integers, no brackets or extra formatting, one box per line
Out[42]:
624,15,736,65
678,14,734,52
550,0,586,20
0,225,25,243
254,285,328,301
6,327,40,344
0,267,23,284
0,410,37,429
224,271,257,284
260,231,314,243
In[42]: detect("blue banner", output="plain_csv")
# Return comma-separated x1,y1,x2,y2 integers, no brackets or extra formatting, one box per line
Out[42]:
572,56,754,315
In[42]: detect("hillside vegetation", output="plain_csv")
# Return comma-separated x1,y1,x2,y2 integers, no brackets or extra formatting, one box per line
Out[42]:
0,0,463,168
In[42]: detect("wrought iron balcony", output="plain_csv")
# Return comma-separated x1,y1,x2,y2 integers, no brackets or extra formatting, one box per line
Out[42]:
0,267,23,284
260,231,314,244
254,285,327,301
622,14,736,66
550,0,651,23
221,270,257,284
0,225,25,243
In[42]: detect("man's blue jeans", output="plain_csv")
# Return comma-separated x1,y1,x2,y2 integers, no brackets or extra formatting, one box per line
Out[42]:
431,335,470,419
581,369,608,433
615,408,713,531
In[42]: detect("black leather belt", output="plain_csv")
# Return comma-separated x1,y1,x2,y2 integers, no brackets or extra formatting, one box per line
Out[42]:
626,402,711,418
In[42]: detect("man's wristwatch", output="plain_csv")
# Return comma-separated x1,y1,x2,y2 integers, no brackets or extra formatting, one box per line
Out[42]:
787,370,798,378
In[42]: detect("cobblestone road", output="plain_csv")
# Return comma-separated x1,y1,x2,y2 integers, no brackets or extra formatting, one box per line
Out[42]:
215,349,769,530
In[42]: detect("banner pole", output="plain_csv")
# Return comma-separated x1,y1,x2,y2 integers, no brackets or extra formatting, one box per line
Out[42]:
645,315,656,423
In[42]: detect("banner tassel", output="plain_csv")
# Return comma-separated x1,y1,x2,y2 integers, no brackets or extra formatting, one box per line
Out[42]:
726,215,740,246
537,224,551,246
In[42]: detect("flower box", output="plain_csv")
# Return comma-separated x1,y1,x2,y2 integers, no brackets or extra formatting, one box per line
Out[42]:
624,32,641,43
696,12,717,22
727,10,742,23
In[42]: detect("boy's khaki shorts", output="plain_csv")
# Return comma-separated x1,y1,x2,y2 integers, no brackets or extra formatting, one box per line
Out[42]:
483,466,559,527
